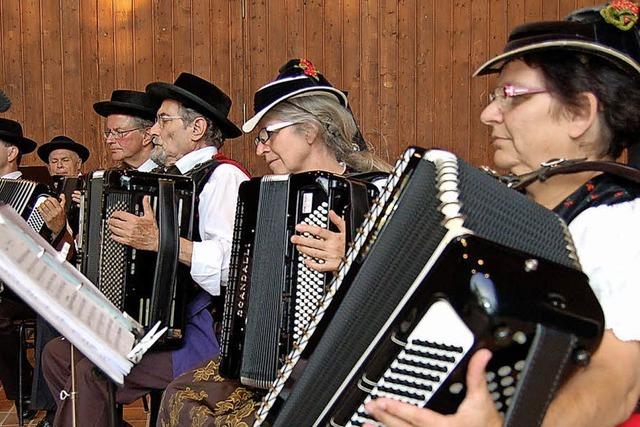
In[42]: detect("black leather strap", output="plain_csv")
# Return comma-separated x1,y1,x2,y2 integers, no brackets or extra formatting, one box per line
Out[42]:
504,324,578,427
150,179,180,327
489,159,640,191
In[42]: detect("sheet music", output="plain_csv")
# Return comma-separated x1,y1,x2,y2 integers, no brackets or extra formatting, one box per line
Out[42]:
0,205,146,384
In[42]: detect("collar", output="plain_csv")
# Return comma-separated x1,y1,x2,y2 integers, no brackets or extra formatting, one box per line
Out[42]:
137,158,158,172
174,146,218,174
1,171,22,179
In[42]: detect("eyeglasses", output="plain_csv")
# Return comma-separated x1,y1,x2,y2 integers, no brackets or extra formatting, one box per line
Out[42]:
254,122,298,146
103,127,145,140
488,84,548,109
155,114,184,129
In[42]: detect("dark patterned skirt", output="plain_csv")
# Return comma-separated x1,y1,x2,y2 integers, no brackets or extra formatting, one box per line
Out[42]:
158,357,262,427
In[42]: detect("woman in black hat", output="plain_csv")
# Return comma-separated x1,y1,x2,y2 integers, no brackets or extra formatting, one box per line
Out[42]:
247,59,391,272
155,59,391,425
364,3,640,427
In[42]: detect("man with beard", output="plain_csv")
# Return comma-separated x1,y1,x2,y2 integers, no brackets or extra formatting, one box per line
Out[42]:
42,73,248,426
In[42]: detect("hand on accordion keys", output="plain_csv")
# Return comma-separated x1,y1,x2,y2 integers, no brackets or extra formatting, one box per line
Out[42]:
363,349,503,427
290,209,346,273
38,194,67,236
108,195,159,252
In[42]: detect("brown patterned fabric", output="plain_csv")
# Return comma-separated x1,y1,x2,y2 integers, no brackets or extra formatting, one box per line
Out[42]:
158,358,261,427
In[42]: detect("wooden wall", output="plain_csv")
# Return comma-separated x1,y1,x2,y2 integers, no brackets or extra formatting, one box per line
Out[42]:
0,0,599,176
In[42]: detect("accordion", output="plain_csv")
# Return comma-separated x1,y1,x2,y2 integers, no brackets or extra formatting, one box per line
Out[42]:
0,177,52,234
80,170,195,347
220,171,380,389
257,148,604,427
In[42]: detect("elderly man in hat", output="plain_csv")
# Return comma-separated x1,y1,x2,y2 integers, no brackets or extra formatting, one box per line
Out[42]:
94,89,159,171
0,118,36,179
35,135,89,238
42,73,249,426
0,118,41,421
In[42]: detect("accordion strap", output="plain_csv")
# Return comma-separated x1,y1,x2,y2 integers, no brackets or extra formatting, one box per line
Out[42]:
504,324,578,427
150,179,180,324
484,159,640,191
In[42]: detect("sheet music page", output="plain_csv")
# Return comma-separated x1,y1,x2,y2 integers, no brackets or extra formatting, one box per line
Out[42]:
0,205,142,384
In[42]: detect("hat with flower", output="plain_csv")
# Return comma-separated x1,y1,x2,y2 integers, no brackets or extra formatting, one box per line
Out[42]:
474,1,640,78
242,59,348,133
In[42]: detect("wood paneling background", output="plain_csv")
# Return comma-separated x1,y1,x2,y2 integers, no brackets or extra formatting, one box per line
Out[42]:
0,0,599,176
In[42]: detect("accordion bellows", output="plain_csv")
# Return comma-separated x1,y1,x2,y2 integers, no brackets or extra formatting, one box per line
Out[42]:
0,178,52,234
259,148,603,427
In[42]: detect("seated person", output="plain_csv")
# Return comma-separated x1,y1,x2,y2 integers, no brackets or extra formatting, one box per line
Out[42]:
0,118,40,422
42,72,249,427
36,135,89,239
365,4,640,427
93,89,159,171
156,58,392,426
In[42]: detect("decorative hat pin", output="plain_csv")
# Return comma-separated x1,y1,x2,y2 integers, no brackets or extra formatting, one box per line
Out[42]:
601,0,640,30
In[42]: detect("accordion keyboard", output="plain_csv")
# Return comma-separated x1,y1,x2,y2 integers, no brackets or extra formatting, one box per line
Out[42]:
347,300,474,427
294,200,329,340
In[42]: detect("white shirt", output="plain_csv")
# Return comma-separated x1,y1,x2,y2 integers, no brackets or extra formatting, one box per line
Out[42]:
1,171,22,179
569,198,640,341
174,146,248,296
137,158,158,172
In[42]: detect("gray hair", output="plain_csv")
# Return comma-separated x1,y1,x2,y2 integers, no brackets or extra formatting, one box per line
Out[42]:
266,93,391,173
179,105,225,149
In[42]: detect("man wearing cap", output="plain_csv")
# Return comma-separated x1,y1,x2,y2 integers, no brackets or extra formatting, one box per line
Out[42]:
94,90,159,171
42,73,249,425
0,118,40,421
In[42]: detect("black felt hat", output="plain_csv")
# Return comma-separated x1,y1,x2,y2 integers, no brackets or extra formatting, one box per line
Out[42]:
242,59,349,133
0,118,36,154
146,73,242,138
474,3,640,77
37,135,90,163
93,90,158,121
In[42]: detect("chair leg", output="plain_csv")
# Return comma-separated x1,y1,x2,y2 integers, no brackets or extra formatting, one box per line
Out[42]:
17,322,25,427
149,390,163,426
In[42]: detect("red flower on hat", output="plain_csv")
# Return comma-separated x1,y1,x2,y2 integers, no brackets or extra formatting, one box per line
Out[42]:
297,59,320,80
601,0,640,31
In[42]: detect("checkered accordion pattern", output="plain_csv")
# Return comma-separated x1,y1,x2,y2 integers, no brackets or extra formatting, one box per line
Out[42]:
79,169,195,348
254,148,604,427
220,171,380,389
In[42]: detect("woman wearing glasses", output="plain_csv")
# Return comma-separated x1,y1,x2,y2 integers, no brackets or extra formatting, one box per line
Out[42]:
365,4,640,427
156,59,391,425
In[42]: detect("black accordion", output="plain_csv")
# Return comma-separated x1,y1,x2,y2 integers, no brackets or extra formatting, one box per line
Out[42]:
0,178,52,234
220,171,380,388
258,148,604,427
79,170,195,347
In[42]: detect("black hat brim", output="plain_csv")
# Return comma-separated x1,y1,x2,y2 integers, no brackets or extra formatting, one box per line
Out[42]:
146,82,242,138
93,101,157,121
37,141,90,163
0,131,37,154
474,40,640,76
